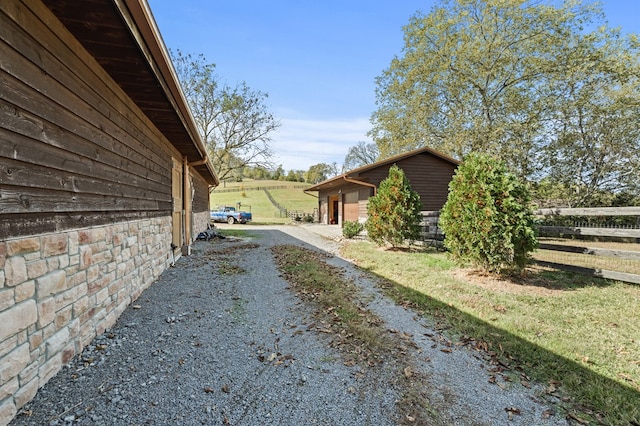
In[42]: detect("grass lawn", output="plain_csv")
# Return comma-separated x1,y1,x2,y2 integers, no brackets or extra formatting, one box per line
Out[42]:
210,180,317,224
341,241,640,425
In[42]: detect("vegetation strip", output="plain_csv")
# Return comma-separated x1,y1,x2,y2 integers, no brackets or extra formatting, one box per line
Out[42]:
271,244,439,425
341,241,640,425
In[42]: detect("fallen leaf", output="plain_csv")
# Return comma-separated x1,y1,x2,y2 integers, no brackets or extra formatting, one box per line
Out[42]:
521,380,531,388
221,384,230,393
404,366,413,378
567,412,589,424
267,353,277,362
132,305,142,309
203,386,214,393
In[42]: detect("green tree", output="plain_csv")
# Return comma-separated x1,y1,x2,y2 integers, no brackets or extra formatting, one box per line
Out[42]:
369,0,640,188
543,39,640,206
365,165,423,248
440,153,537,273
171,50,280,181
343,141,379,171
305,163,336,184
273,165,285,181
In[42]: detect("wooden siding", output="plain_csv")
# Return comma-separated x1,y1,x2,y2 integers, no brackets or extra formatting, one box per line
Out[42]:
0,1,210,239
343,191,359,222
359,153,456,211
191,169,210,213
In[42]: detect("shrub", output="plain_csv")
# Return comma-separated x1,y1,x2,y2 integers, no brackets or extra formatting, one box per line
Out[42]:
439,152,537,273
303,214,315,223
342,221,364,238
365,165,423,248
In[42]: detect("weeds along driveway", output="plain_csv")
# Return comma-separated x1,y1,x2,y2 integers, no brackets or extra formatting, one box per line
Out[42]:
10,225,566,426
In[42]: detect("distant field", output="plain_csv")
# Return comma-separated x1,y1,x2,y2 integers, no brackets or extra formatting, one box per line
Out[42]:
210,180,318,224
215,179,308,190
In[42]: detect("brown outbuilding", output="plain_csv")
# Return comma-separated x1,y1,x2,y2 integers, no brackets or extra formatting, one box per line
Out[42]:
305,146,459,226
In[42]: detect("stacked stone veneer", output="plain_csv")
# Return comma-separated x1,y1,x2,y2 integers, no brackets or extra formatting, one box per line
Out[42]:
0,216,173,424
193,211,210,237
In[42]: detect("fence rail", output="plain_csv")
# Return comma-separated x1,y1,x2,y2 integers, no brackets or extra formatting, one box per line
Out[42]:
215,185,310,193
535,206,640,284
420,207,640,284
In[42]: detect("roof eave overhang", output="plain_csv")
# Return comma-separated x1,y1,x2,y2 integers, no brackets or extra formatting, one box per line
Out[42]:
42,0,219,186
306,146,460,192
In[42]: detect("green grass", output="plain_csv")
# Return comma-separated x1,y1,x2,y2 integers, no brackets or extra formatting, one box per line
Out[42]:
210,180,317,224
271,244,438,424
341,241,640,425
533,239,640,275
216,179,309,190
267,188,317,212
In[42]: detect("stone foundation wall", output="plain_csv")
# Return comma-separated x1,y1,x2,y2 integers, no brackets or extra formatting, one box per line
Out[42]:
193,211,211,238
0,216,173,423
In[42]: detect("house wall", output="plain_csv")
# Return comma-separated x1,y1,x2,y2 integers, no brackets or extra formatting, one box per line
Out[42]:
0,217,172,422
315,153,456,226
317,182,365,225
0,0,180,239
359,153,457,211
0,2,211,421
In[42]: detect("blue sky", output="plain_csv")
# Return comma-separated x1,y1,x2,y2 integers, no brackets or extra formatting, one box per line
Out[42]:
147,1,639,172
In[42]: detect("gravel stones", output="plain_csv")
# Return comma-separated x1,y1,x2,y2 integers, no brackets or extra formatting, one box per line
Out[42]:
10,225,567,425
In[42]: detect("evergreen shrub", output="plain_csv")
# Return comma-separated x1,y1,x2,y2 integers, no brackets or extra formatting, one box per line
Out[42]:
439,153,537,273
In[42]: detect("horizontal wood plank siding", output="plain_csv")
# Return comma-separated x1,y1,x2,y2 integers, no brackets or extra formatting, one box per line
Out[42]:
191,169,210,213
359,153,456,211
0,1,214,239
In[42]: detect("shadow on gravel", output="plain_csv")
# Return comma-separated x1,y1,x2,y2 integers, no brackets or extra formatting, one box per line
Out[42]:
371,275,640,425
9,226,639,426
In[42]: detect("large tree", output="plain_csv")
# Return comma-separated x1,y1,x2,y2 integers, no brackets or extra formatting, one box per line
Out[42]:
171,50,280,181
305,163,339,184
369,0,640,199
542,32,640,206
343,141,380,171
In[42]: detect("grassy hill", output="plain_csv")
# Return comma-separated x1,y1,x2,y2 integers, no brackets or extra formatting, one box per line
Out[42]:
210,179,318,224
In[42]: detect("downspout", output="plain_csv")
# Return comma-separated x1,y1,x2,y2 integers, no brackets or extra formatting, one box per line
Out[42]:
182,157,190,255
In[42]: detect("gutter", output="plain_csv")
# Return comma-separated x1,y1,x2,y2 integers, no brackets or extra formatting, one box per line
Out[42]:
303,189,318,198
343,176,377,196
188,155,209,167
119,0,219,186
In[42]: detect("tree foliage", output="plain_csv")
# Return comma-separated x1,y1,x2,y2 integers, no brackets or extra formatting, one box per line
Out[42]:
343,141,380,171
440,153,537,273
305,163,339,184
365,165,423,248
370,0,640,204
171,50,280,181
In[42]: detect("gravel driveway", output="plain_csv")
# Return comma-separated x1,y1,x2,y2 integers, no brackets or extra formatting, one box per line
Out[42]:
10,224,567,425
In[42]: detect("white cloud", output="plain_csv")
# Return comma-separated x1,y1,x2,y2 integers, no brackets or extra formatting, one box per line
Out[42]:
270,117,373,171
